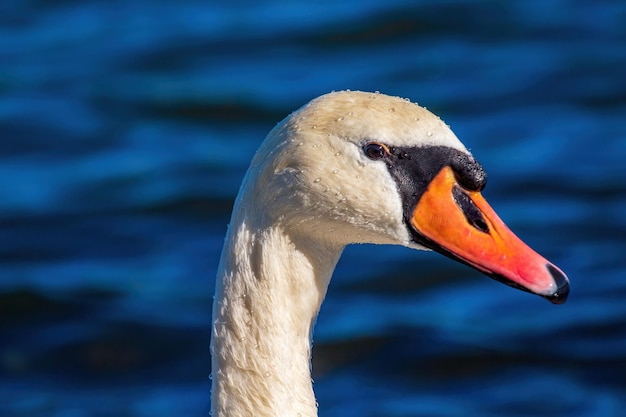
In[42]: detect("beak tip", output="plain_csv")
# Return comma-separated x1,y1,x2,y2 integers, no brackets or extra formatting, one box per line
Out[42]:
544,263,570,305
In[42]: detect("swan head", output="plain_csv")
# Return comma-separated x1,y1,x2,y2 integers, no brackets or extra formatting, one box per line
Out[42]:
242,90,569,304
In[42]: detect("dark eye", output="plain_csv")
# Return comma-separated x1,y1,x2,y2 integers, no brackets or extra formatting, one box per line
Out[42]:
363,143,389,160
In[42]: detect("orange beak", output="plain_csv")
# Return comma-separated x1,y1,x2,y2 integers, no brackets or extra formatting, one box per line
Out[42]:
411,166,569,304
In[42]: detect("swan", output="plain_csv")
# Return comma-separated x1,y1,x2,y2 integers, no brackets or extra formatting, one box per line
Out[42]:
211,90,569,417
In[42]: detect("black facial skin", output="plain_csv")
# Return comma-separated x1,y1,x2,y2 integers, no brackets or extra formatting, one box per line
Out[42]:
363,144,487,220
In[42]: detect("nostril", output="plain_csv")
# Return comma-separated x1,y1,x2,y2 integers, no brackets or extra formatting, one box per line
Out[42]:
546,263,570,304
452,185,489,233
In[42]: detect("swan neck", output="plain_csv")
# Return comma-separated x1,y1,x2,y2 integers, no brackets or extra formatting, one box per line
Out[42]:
211,213,342,417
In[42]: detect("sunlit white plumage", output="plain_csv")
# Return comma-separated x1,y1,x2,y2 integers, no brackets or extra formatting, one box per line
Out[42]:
210,90,568,417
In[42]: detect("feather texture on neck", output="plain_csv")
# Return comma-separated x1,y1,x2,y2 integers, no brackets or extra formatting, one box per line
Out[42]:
211,209,342,417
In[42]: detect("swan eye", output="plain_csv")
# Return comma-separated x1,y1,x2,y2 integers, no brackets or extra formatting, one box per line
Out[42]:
363,143,389,160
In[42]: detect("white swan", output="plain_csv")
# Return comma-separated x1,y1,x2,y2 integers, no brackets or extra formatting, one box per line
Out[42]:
211,91,569,417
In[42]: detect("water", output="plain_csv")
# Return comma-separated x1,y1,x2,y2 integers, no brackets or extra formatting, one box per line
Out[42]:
1,0,625,416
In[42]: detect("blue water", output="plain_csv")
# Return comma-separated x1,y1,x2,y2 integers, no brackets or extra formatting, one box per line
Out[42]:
1,0,625,416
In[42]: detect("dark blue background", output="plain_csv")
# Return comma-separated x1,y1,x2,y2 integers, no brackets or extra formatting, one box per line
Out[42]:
1,1,625,416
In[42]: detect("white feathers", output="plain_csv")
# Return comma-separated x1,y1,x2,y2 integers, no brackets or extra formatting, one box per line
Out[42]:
211,91,471,417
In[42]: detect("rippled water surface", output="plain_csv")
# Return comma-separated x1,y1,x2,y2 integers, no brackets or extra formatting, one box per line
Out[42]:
1,1,626,416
